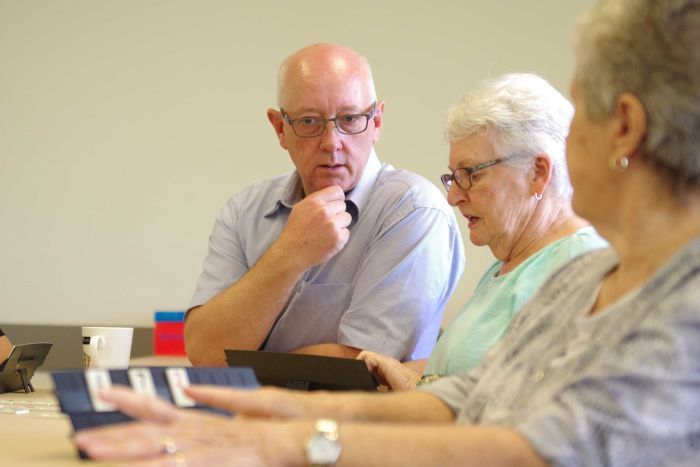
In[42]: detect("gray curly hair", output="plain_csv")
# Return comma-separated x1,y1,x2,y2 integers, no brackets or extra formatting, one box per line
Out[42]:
445,73,574,199
574,0,700,196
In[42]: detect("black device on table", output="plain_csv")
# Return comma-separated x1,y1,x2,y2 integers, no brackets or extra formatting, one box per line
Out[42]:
225,349,378,391
0,342,53,394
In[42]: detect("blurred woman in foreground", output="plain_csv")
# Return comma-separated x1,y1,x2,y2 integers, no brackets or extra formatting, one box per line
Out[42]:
74,0,700,465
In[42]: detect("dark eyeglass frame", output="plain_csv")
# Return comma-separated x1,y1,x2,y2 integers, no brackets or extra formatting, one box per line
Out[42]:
280,102,377,138
440,154,528,192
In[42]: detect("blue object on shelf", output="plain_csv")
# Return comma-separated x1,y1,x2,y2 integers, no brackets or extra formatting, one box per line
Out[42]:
154,311,185,322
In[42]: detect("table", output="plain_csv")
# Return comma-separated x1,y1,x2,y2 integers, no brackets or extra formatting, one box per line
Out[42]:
0,356,190,465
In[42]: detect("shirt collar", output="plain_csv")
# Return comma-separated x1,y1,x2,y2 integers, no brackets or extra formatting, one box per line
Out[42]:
264,148,382,227
344,148,381,223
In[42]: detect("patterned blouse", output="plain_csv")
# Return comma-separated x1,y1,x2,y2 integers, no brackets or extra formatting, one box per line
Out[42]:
422,236,700,467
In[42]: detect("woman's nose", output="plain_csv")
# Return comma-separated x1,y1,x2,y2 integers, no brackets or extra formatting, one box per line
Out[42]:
446,182,467,206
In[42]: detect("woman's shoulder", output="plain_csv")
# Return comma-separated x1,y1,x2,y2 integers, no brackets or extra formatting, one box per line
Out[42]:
539,226,607,260
509,227,608,284
561,226,608,255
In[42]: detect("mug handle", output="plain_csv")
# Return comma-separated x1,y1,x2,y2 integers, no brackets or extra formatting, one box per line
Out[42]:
86,335,104,368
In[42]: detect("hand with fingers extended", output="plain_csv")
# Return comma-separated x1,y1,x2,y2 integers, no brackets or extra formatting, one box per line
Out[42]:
73,386,309,466
357,350,422,391
184,385,332,420
276,185,352,269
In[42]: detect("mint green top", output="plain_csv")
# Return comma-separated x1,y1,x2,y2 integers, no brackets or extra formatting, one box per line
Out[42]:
424,226,606,376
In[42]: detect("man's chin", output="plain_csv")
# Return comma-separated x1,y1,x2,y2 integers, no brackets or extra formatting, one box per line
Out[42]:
310,178,355,194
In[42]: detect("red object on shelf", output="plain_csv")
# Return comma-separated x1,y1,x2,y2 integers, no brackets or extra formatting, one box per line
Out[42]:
154,322,186,356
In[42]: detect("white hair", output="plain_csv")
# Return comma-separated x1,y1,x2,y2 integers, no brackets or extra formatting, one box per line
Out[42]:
575,0,700,196
445,73,574,199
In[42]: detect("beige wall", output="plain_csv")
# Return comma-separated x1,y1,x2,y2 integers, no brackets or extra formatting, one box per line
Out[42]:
0,0,593,328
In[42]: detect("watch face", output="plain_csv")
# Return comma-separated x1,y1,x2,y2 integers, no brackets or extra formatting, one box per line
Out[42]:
307,434,342,464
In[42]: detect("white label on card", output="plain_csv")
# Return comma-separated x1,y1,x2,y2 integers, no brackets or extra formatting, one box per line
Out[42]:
165,367,195,407
128,368,157,397
85,369,115,412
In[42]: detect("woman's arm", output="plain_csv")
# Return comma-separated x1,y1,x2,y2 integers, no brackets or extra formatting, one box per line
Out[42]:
74,387,547,467
333,423,547,467
185,384,453,422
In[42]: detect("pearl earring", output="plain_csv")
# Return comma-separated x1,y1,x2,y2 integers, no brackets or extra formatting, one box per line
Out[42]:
609,156,629,171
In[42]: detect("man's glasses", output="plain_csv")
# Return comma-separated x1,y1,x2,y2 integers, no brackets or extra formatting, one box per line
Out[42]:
440,154,527,192
280,103,377,138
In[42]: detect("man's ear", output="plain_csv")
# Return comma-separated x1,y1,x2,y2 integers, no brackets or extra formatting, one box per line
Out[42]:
611,92,647,162
371,100,385,145
267,108,288,150
531,153,553,197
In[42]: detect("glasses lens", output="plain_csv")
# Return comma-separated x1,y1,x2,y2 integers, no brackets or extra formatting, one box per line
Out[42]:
293,117,324,137
455,169,472,190
337,115,369,135
440,174,452,191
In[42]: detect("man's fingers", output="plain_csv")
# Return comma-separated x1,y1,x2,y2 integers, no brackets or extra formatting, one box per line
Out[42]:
335,211,352,229
310,185,345,202
324,199,347,215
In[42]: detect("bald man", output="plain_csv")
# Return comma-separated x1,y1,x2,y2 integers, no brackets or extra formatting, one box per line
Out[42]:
185,44,464,366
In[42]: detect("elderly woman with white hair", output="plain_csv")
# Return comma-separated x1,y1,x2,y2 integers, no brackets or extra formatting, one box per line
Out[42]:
360,72,606,390
73,0,700,465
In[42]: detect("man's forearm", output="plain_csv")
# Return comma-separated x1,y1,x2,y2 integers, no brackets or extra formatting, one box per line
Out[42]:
292,343,362,359
185,241,307,366
0,335,12,361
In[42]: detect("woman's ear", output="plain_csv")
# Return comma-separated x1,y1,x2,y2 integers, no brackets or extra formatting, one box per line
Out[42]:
612,92,647,161
531,154,553,197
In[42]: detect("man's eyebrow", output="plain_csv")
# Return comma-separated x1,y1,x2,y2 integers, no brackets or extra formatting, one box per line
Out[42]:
285,106,321,115
286,105,369,115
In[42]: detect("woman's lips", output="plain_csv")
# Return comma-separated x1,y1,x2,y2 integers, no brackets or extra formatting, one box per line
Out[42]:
465,215,480,229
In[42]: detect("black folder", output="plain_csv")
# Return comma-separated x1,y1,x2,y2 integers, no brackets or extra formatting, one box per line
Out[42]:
224,349,377,391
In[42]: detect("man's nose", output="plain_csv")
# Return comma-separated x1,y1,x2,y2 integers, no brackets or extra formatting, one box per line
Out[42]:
319,119,342,151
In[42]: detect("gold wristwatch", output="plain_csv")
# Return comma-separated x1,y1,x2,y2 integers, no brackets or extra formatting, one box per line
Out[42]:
305,418,342,467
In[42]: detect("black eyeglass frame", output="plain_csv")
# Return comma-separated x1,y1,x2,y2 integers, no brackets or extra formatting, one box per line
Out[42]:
280,102,377,138
440,154,528,192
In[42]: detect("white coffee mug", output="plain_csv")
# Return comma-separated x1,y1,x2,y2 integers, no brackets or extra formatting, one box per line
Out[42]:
82,326,133,369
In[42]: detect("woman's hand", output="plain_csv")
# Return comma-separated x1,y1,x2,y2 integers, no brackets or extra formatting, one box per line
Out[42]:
185,384,332,419
73,386,308,466
357,351,422,390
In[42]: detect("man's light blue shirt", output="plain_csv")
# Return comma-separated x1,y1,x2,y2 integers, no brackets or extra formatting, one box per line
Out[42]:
189,150,465,360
